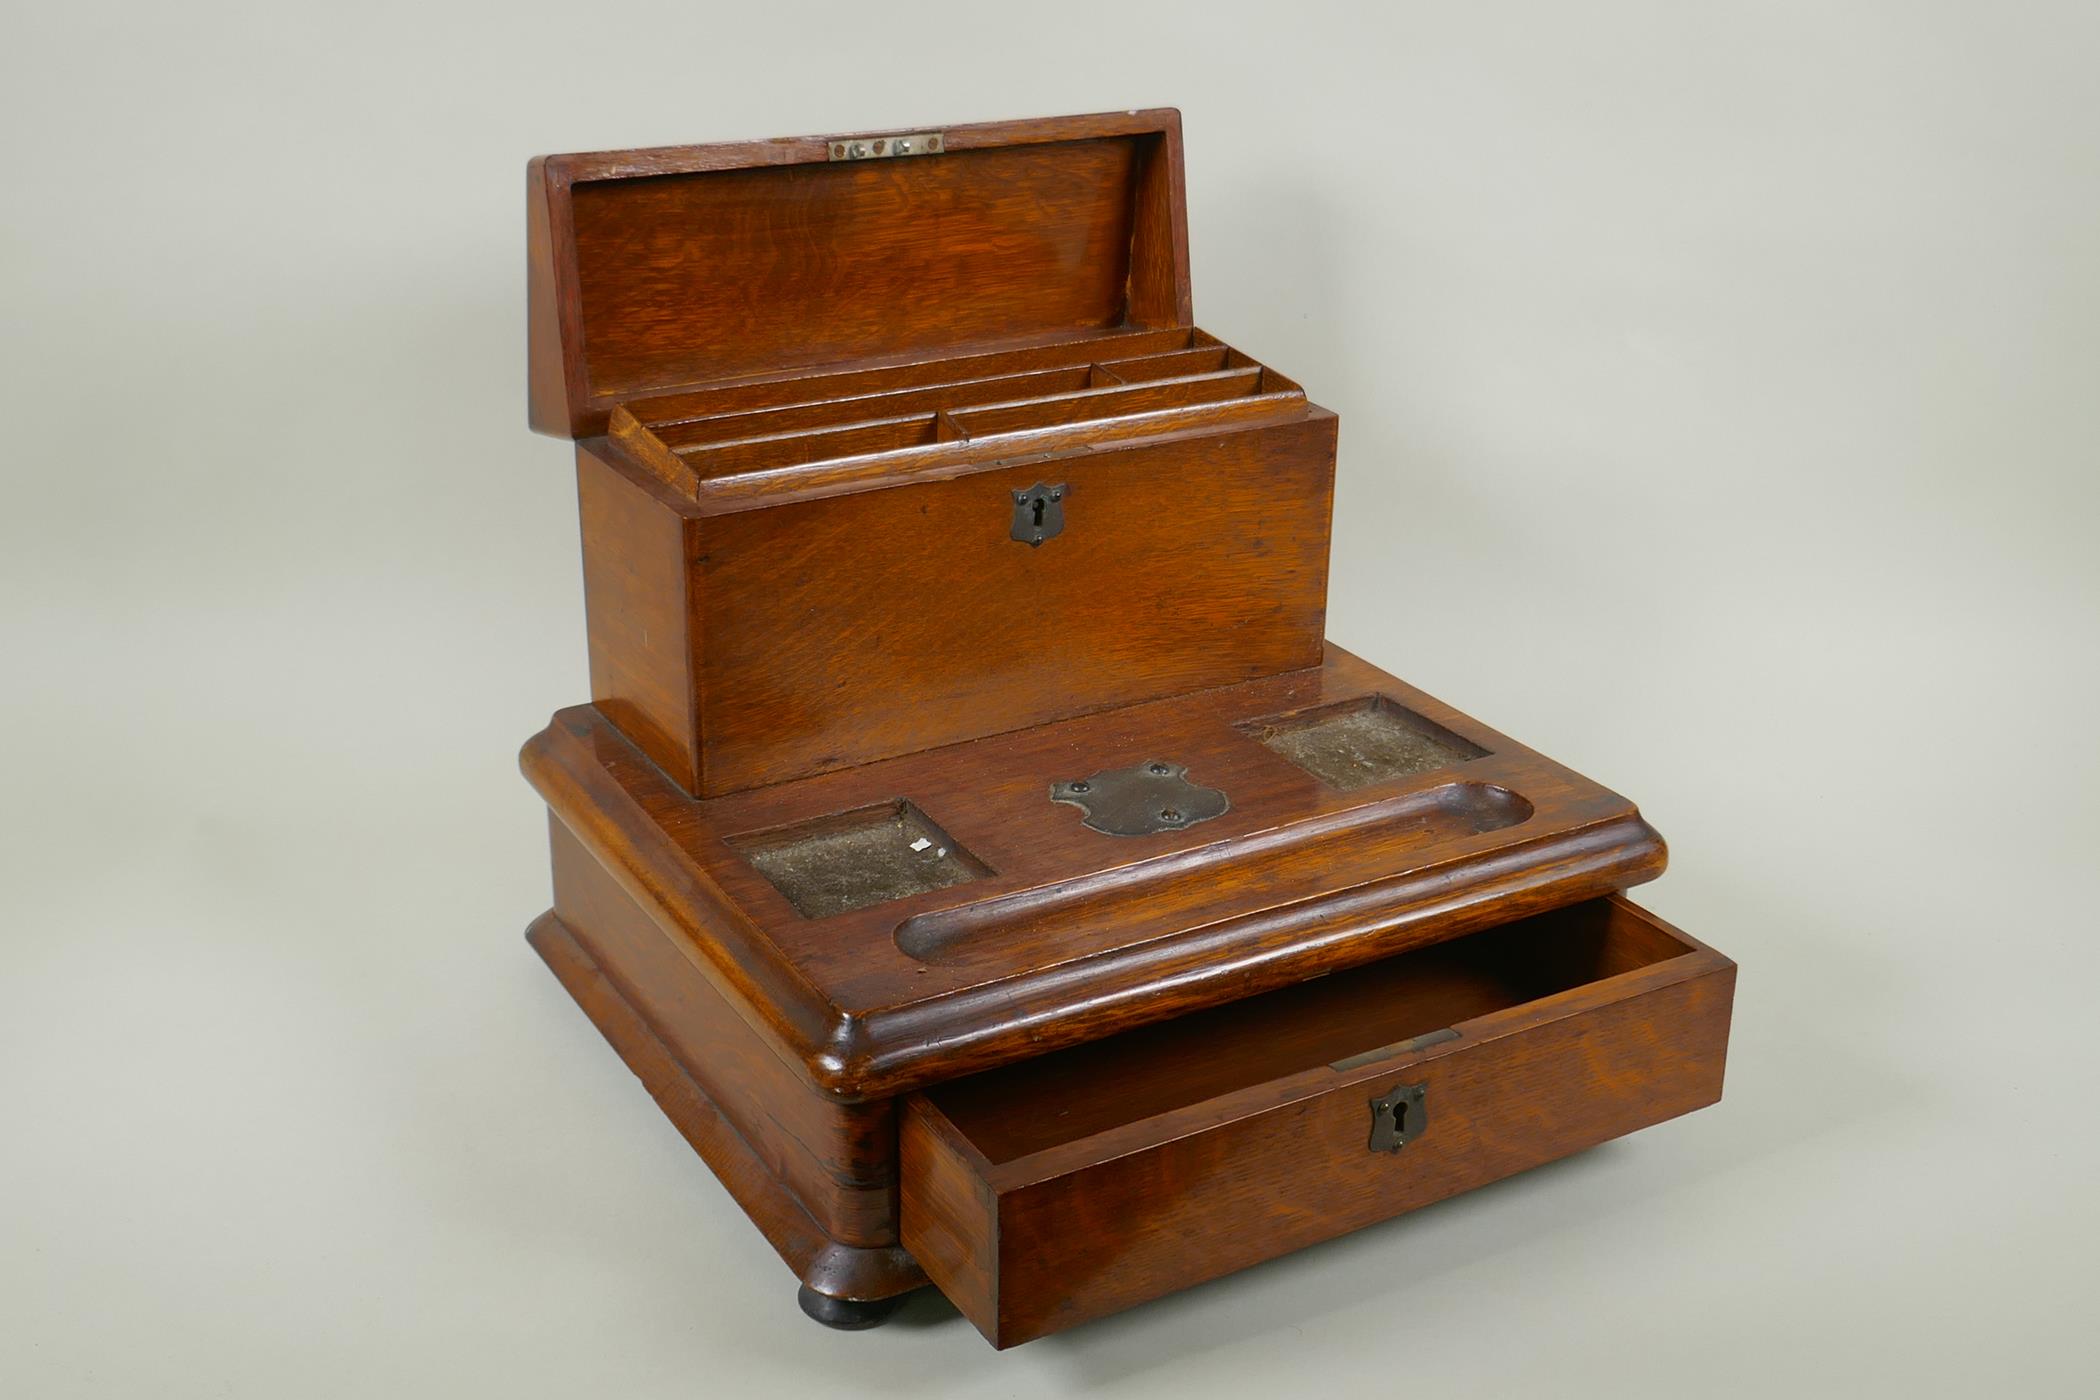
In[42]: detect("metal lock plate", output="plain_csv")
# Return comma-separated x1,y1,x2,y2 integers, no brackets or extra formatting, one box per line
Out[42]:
1368,1081,1428,1153
1010,482,1067,546
1049,760,1229,836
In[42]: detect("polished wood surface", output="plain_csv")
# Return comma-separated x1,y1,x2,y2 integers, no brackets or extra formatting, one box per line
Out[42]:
528,913,924,1304
536,109,1330,796
519,109,1733,1342
901,896,1736,1346
575,448,698,792
530,110,1191,438
520,646,1668,1101
548,818,895,1248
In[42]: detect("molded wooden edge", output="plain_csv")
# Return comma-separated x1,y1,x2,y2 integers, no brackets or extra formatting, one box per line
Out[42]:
520,722,849,1090
609,405,701,495
843,813,1670,1099
895,775,1544,960
527,911,925,1302
524,705,1669,1104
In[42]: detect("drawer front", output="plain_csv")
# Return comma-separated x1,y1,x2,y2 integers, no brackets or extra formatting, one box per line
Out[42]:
900,896,1734,1347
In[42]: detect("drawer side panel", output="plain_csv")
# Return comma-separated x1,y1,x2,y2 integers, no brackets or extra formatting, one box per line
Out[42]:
578,444,700,792
899,1097,1001,1329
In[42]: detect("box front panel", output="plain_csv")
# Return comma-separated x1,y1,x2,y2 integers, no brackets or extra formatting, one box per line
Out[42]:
690,413,1337,796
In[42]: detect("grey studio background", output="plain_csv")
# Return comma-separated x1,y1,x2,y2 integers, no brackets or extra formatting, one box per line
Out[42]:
4,3,2095,1397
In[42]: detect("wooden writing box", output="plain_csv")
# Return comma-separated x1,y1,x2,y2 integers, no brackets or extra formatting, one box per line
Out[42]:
520,110,1735,1348
529,109,1335,797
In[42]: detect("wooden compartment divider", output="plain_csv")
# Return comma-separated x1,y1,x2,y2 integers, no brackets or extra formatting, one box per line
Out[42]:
664,360,1260,458
611,332,1306,498
675,415,954,479
624,327,1220,429
1095,345,1240,381
648,366,1104,450
648,345,1258,451
945,366,1266,438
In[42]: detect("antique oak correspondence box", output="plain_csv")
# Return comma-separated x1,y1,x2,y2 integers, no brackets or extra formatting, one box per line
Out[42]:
519,108,1735,1347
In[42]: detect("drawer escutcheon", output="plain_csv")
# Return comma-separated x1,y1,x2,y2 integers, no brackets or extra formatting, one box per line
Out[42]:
1368,1081,1427,1153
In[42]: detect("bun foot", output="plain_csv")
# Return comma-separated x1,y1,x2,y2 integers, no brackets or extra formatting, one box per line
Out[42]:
797,1284,905,1331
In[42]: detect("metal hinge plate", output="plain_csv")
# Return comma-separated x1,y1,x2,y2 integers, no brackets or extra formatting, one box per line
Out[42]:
828,131,944,161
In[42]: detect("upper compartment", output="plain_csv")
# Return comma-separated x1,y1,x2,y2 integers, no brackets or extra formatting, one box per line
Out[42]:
528,110,1192,438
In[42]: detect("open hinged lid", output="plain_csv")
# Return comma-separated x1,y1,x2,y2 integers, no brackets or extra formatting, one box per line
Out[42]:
528,109,1193,438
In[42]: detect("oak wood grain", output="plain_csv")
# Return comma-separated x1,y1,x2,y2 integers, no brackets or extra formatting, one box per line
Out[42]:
519,647,1669,1101
529,110,1193,438
579,401,1337,797
576,447,698,791
548,818,896,1247
901,896,1736,1346
520,110,1731,1345
526,913,924,1302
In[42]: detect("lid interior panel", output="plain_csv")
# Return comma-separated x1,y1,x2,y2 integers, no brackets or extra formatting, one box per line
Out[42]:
566,133,1182,405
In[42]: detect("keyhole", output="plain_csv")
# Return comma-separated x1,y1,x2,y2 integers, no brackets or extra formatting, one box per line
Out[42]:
1031,497,1046,528
1390,1101,1408,1133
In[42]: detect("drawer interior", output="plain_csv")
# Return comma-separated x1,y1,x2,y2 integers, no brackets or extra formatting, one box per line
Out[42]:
610,326,1310,497
920,897,1696,1165
902,894,1732,1346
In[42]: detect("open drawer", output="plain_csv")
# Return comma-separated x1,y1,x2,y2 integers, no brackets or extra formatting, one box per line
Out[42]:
900,895,1735,1347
